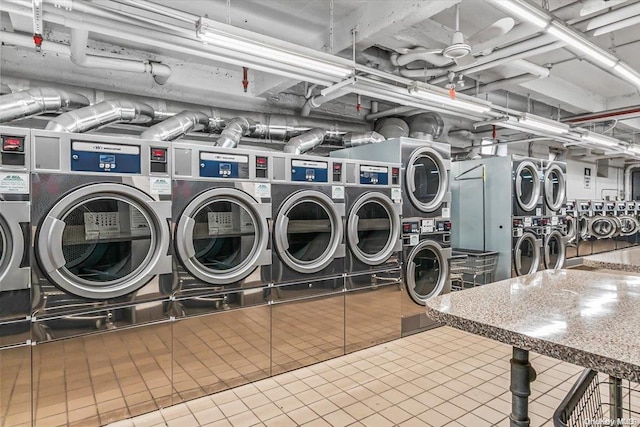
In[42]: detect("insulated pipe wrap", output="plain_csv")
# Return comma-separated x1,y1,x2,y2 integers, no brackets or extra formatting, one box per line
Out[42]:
0,88,90,123
140,110,214,141
375,118,410,139
408,113,444,139
217,116,252,148
283,128,326,154
343,131,386,147
45,99,155,133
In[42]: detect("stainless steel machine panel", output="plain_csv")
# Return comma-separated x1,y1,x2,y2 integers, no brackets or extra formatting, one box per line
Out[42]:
331,137,451,220
345,270,401,353
30,131,172,319
270,277,344,375
31,321,172,426
172,304,270,403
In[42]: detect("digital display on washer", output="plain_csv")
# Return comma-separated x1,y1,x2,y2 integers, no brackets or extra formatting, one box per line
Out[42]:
359,165,388,185
200,152,249,178
291,159,328,182
71,141,141,173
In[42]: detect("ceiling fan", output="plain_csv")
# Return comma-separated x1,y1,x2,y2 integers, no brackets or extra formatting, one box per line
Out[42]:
411,4,515,68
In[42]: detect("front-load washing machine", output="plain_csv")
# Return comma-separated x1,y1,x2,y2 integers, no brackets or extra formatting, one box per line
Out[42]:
588,201,617,254
512,216,542,276
542,160,567,216
270,152,345,285
30,130,172,324
401,218,451,336
342,159,403,352
542,217,568,270
171,141,272,308
331,136,451,220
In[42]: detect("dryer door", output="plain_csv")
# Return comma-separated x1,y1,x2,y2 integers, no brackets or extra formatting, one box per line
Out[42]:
566,215,577,243
405,147,449,214
175,188,270,284
543,230,566,270
347,192,401,265
406,240,449,305
544,163,566,212
0,201,29,291
513,231,540,276
515,161,541,213
619,215,639,236
36,183,171,299
274,189,344,274
589,216,617,239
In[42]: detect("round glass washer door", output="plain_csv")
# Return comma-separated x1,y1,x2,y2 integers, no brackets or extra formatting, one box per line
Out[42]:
175,188,270,284
515,161,541,213
36,183,170,299
566,215,577,243
406,147,448,213
543,230,566,270
544,164,566,212
274,190,343,274
589,216,617,239
347,193,400,265
406,240,448,305
513,232,540,276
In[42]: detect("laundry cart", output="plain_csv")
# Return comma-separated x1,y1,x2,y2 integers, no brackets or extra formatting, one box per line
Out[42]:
449,249,499,291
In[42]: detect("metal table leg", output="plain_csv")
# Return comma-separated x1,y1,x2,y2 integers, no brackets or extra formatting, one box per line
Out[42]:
510,347,537,427
610,376,623,422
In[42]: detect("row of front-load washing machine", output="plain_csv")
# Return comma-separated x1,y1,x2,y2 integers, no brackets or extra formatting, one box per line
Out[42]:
567,199,640,257
0,127,453,425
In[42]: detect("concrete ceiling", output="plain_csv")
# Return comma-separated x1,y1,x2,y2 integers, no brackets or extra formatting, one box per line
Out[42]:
1,0,640,147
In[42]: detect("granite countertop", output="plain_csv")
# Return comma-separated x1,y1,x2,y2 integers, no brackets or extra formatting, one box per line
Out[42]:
583,247,640,272
425,269,640,381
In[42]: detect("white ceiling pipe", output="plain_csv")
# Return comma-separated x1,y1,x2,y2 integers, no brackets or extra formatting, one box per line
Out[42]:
1,29,171,84
586,2,640,31
365,106,418,121
70,29,171,84
425,43,561,83
300,88,352,117
2,0,340,86
593,15,640,36
460,74,541,95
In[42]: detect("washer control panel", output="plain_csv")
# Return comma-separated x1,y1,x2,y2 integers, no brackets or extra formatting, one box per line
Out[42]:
71,141,141,173
291,159,328,182
359,165,389,185
200,152,249,179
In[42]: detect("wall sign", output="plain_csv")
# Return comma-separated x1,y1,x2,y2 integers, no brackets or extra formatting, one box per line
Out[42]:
584,167,592,189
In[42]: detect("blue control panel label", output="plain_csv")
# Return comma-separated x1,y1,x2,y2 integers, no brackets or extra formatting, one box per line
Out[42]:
359,165,389,185
71,141,141,173
291,159,328,182
200,152,249,179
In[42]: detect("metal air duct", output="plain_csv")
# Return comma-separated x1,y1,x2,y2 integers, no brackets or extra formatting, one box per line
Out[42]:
407,113,444,139
0,84,12,95
0,88,90,123
217,116,253,148
374,118,410,139
343,131,385,147
140,110,217,141
45,99,155,133
283,128,326,154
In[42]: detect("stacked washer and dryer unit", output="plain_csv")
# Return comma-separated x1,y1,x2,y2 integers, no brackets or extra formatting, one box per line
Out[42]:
29,129,174,424
0,126,32,426
452,155,568,282
332,136,452,336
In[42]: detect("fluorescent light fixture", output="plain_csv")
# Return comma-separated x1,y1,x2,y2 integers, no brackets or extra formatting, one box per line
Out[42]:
487,0,549,28
628,145,640,154
519,113,571,135
547,23,617,68
614,63,640,88
196,17,353,79
582,131,620,147
408,82,492,114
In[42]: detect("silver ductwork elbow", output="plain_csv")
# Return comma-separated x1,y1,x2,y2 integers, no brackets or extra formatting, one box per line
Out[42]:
0,88,90,123
140,110,216,141
45,99,155,133
408,113,444,140
375,118,410,139
0,84,12,95
343,131,385,147
284,128,326,154
217,117,252,148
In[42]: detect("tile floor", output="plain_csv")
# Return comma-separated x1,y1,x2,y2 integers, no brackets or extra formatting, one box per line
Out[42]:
107,326,586,427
